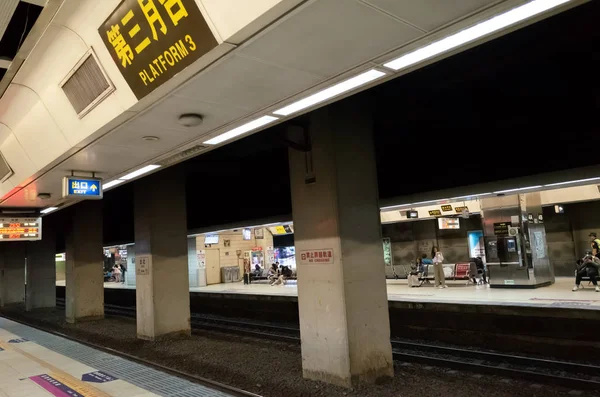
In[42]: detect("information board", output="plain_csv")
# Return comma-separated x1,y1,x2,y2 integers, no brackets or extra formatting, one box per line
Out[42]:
99,0,218,99
62,177,103,199
0,218,42,241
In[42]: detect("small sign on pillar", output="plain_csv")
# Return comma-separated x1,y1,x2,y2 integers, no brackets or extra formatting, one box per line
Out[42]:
136,255,152,276
299,249,334,265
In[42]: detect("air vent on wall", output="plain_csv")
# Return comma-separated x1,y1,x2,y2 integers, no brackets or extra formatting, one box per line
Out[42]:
60,50,114,118
0,151,13,182
159,144,209,167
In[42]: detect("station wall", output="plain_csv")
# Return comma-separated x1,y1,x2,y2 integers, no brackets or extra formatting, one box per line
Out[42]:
382,215,483,265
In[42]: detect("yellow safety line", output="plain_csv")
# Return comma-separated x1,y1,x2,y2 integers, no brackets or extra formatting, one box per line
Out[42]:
0,340,111,397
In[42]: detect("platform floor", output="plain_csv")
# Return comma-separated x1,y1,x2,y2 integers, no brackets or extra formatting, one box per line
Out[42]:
0,317,231,397
56,277,600,310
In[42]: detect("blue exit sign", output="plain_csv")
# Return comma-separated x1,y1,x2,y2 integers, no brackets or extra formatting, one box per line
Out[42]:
62,177,103,199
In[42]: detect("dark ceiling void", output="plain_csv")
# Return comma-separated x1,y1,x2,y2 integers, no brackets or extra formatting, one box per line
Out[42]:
0,1,43,80
373,0,599,199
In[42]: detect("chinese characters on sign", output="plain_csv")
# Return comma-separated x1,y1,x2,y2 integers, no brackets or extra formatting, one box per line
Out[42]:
136,255,152,275
299,249,334,265
0,218,41,241
63,177,102,199
99,0,218,99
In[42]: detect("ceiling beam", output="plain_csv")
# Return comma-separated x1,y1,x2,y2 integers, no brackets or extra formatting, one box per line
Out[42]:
21,0,47,6
0,58,11,69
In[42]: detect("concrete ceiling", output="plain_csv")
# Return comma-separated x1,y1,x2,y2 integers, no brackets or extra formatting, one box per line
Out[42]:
0,0,586,212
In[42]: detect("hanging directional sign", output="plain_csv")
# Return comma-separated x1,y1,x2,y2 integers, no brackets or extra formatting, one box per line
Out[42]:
62,177,103,199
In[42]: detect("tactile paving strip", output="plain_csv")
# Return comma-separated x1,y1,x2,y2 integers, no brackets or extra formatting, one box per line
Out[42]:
0,318,232,397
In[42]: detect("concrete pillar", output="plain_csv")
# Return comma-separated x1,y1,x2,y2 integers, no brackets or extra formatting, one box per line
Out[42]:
187,237,200,288
125,245,136,287
134,168,190,340
26,220,56,311
0,243,26,307
288,96,393,388
65,201,104,323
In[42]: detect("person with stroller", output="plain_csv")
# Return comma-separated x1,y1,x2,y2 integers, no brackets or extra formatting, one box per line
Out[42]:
573,252,600,292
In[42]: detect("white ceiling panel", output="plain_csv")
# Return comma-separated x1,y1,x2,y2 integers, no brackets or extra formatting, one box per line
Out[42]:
0,0,19,41
103,97,249,149
60,143,162,177
363,0,499,32
237,0,422,78
174,53,323,111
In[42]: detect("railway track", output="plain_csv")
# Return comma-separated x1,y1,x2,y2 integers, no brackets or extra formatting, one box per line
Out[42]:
55,299,600,391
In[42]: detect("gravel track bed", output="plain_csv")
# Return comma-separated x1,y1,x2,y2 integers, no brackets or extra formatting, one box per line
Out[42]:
1,306,598,397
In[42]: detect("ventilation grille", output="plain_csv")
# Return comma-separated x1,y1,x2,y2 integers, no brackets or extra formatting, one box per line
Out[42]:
0,151,13,182
159,145,208,167
61,54,112,117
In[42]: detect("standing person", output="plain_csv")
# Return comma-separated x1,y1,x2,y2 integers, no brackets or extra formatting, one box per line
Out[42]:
432,246,446,289
589,233,600,258
120,262,127,284
112,264,121,283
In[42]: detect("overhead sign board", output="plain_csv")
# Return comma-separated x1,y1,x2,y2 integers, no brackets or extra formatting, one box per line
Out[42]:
428,209,442,216
0,218,42,241
63,177,103,199
441,205,453,212
99,0,218,99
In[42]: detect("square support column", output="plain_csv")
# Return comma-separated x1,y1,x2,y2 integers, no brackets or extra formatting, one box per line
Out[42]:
134,167,190,340
26,220,56,311
288,96,393,388
0,242,26,307
65,201,104,323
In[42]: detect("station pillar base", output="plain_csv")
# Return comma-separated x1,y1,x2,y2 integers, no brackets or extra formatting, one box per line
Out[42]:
65,201,104,323
0,242,26,307
134,168,191,341
288,96,393,388
26,219,57,311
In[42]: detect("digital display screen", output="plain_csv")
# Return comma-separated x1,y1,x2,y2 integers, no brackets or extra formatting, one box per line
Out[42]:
204,234,219,245
242,228,252,240
406,210,418,219
0,218,42,241
438,217,460,230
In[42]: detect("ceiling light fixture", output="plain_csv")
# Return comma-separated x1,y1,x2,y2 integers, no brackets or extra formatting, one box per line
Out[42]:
450,192,492,200
273,69,387,116
121,165,161,180
204,115,279,145
493,185,542,194
380,203,412,210
544,177,600,187
384,0,572,72
40,207,58,214
142,136,159,141
103,179,126,189
178,113,204,127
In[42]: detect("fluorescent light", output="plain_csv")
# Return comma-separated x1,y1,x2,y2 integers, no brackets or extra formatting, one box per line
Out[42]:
40,207,58,214
544,177,600,187
450,192,492,200
494,185,542,194
273,69,386,116
204,116,279,145
384,0,571,71
103,179,125,189
121,165,161,180
381,203,412,210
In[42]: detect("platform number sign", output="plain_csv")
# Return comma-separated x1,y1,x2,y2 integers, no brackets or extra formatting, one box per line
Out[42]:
99,0,218,99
